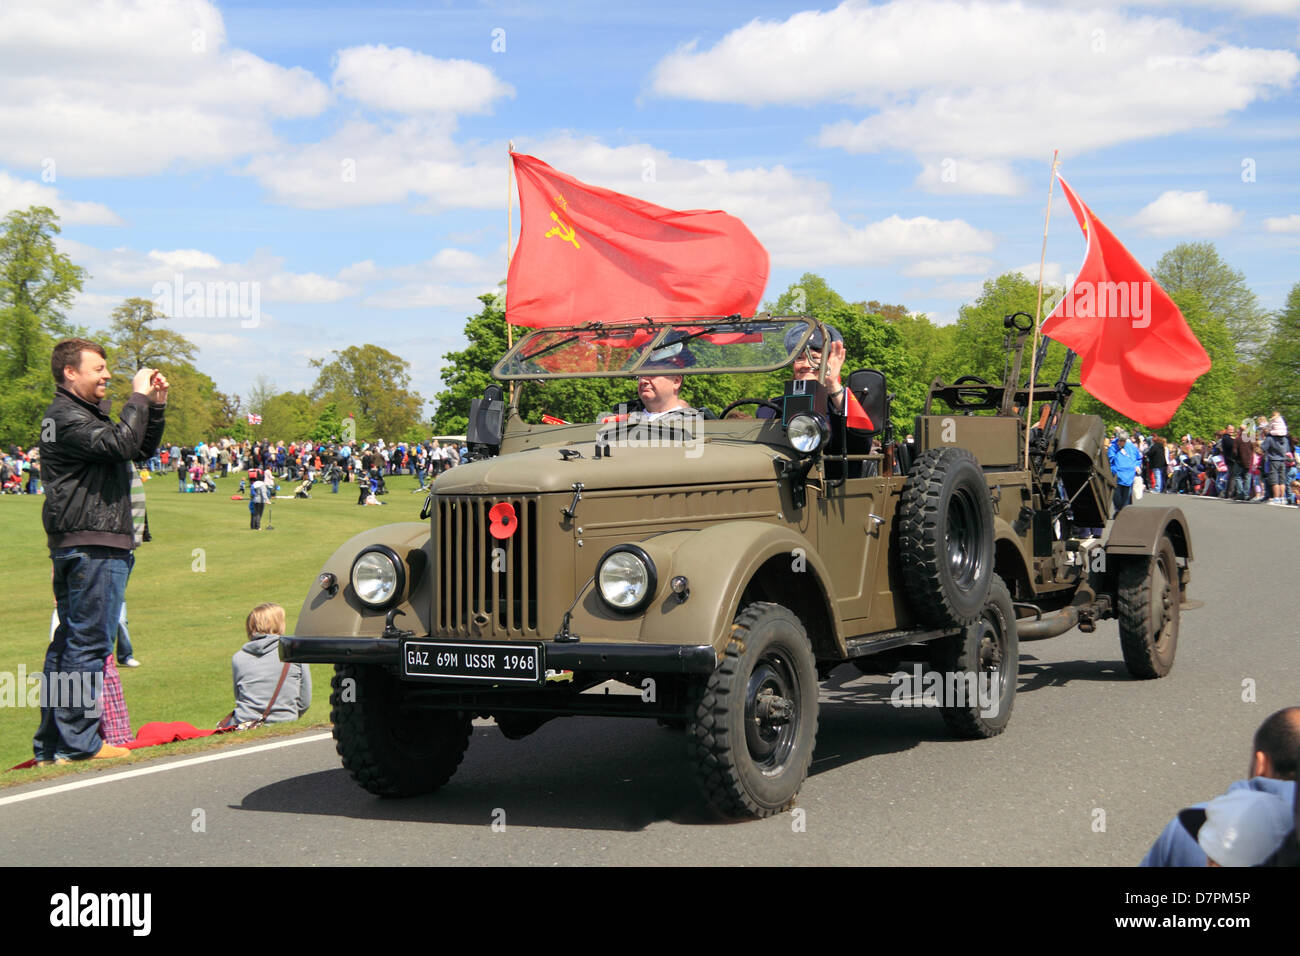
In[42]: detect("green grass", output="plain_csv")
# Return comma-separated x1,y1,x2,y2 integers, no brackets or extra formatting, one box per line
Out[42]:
0,472,430,780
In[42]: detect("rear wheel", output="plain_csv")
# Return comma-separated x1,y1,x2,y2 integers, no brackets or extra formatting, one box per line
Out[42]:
930,574,1017,738
687,603,819,818
331,663,471,797
1117,537,1180,679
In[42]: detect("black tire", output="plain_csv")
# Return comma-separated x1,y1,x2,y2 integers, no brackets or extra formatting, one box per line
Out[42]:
1117,536,1180,679
930,574,1017,738
899,447,995,627
687,603,819,818
331,663,472,797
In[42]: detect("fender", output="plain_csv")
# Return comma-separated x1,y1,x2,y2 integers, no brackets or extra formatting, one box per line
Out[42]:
991,515,1033,595
295,522,431,638
566,521,844,655
1105,506,1194,561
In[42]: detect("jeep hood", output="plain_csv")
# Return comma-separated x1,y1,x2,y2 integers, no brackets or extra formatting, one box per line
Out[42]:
432,440,787,495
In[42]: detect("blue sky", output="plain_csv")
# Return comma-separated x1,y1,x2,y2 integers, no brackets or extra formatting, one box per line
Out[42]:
2,0,1297,415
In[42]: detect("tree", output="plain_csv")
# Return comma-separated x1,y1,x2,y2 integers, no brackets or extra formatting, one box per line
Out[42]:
260,391,315,443
0,206,86,444
763,273,849,315
856,299,912,323
102,297,196,375
1151,242,1270,360
942,273,1070,389
149,363,223,445
311,344,424,440
1256,281,1300,426
308,401,344,443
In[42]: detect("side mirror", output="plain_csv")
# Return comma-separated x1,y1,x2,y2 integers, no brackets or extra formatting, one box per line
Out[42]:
845,369,888,434
467,384,505,449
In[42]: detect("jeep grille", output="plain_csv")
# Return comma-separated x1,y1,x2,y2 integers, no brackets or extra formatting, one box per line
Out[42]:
435,496,539,637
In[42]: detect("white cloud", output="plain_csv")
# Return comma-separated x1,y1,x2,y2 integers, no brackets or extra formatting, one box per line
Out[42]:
902,256,997,277
332,45,513,114
340,249,498,284
57,239,358,306
1013,261,1065,288
263,273,354,304
931,280,987,300
245,118,501,211
1129,190,1243,237
0,171,122,225
363,283,497,309
913,159,1025,196
248,129,994,269
148,249,222,271
651,1,1298,190
1263,213,1300,232
519,136,994,269
0,0,329,176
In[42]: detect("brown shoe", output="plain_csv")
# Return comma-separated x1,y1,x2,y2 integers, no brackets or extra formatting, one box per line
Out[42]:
92,744,131,760
34,759,71,767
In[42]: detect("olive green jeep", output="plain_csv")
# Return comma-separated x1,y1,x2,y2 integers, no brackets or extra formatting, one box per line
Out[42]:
282,315,1193,818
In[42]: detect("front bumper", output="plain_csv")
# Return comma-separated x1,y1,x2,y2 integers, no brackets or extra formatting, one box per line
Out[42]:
279,635,718,675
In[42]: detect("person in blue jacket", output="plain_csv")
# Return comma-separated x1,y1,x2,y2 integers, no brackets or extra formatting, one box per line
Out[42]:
1108,428,1142,515
1141,707,1298,866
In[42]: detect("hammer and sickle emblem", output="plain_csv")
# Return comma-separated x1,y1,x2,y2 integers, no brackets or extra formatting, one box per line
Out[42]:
545,210,580,249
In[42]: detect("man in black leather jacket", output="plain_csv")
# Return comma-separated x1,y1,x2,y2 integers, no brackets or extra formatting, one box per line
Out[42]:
34,338,167,764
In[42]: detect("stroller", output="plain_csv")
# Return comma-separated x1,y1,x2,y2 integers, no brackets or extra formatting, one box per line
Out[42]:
199,475,218,493
294,474,315,499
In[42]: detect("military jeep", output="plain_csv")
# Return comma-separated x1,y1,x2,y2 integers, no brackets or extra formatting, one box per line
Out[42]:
282,314,1193,818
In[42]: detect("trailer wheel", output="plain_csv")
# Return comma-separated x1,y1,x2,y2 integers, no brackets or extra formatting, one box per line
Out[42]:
1117,537,1180,679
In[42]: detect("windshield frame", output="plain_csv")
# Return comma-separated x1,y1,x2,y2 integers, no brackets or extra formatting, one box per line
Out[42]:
491,315,822,381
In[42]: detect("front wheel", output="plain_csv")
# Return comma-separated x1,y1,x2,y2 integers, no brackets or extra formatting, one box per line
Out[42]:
331,663,472,797
1117,537,1180,679
686,603,819,818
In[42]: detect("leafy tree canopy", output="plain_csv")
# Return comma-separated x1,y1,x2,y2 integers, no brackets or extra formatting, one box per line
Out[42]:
310,344,424,441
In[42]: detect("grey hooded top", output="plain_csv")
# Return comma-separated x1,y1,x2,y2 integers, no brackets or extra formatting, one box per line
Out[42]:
231,634,312,724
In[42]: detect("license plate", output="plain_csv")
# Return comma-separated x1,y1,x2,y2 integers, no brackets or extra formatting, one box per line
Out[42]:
401,640,543,685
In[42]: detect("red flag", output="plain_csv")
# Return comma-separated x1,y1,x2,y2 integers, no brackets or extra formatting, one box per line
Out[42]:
507,153,768,327
844,390,874,431
1040,175,1210,428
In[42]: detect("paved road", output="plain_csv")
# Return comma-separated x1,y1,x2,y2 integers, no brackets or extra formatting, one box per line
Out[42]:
3,495,1295,866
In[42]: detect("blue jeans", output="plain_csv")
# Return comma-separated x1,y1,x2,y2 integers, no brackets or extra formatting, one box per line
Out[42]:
115,601,134,662
33,546,133,760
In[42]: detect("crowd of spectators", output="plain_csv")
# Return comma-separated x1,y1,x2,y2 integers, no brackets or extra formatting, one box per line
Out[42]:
1109,410,1299,508
141,436,469,493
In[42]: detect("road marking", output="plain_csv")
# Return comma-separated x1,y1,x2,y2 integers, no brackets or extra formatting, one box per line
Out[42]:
0,732,333,808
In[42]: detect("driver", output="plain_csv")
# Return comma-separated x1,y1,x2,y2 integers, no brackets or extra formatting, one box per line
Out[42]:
602,333,706,423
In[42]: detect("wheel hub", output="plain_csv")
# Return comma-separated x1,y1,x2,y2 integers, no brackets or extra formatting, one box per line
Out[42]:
744,655,799,769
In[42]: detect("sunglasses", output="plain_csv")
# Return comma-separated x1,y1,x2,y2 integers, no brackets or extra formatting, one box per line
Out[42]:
795,347,824,371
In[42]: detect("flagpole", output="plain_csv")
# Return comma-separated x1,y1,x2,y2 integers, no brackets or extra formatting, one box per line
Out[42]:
506,140,515,405
1025,149,1061,471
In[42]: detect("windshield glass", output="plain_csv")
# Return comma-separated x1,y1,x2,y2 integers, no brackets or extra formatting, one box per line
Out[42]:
493,316,815,379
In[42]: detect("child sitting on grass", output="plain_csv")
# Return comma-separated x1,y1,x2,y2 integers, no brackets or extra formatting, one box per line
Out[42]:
222,603,311,729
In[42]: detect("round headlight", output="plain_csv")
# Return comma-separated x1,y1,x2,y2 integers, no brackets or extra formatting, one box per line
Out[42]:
787,413,827,454
351,547,403,607
597,546,658,613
